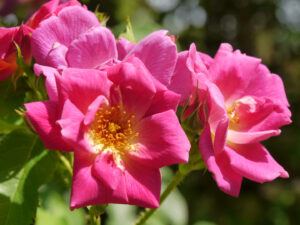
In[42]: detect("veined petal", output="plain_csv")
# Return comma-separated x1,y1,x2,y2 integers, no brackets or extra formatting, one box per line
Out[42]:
67,26,117,68
108,57,156,119
34,64,60,101
92,152,123,190
117,37,136,60
56,68,112,113
84,95,109,126
199,125,242,197
31,6,99,65
128,110,190,168
57,99,89,152
70,150,128,210
227,129,281,144
45,43,68,68
224,143,289,183
25,101,72,151
168,50,194,104
126,30,177,86
123,158,161,208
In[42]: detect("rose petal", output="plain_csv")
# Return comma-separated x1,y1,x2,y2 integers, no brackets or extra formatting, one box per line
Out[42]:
31,6,99,65
66,26,117,68
25,101,72,151
56,68,112,113
199,125,242,197
128,110,190,168
224,143,289,183
56,99,90,152
92,152,123,190
126,30,177,86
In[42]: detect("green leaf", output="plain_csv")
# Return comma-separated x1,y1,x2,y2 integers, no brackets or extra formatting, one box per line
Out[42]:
0,78,26,118
0,130,58,225
0,120,20,134
36,191,85,225
0,129,36,174
193,221,217,225
106,204,137,225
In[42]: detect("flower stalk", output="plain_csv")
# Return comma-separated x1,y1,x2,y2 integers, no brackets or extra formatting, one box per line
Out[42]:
89,205,108,225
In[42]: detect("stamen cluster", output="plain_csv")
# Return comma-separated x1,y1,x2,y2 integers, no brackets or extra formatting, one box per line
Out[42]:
88,105,139,154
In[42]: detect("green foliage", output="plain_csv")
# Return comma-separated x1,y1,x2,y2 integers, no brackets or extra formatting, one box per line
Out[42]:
94,6,110,27
36,191,85,225
0,79,26,118
0,129,58,225
119,17,136,43
0,120,20,134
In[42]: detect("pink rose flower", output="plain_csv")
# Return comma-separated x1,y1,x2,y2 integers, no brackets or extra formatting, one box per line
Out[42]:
31,5,177,86
170,43,291,197
26,0,82,29
25,56,190,209
0,25,32,82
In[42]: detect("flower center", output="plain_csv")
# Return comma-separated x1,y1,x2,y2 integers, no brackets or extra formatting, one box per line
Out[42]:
227,104,240,125
88,105,139,155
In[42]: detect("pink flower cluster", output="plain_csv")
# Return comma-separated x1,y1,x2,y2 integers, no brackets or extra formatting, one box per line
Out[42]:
1,0,291,209
169,43,291,196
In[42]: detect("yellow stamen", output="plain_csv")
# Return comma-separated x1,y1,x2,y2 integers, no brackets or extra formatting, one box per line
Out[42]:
87,105,139,168
227,103,240,125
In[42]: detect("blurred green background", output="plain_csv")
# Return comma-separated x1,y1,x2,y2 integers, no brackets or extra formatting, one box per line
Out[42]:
1,0,299,224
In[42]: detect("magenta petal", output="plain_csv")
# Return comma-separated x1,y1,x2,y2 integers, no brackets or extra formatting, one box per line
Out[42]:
25,0,59,29
31,6,99,65
45,43,68,68
199,125,242,197
0,27,18,57
241,64,290,107
128,110,190,168
25,101,72,151
117,37,136,60
144,89,180,117
186,43,208,74
84,95,109,126
92,152,123,190
34,64,60,101
123,159,161,208
198,51,213,69
208,43,261,104
126,30,177,86
70,150,128,210
57,68,112,113
71,151,161,209
108,57,156,119
227,129,280,144
56,99,89,152
67,26,117,68
214,118,229,155
224,143,289,183
229,96,291,133
206,82,228,132
168,51,194,104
